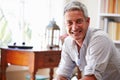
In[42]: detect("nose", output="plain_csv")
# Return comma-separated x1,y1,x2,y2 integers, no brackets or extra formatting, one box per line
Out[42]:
72,22,78,31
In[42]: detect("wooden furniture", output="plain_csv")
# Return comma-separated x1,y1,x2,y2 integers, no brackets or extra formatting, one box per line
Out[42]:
0,48,61,80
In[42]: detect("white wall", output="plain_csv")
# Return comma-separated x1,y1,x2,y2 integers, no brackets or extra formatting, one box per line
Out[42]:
80,0,99,28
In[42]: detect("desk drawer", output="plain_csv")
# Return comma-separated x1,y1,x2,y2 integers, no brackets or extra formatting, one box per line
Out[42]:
44,54,60,67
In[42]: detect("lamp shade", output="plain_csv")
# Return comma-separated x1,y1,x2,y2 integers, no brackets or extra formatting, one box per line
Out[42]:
46,19,60,30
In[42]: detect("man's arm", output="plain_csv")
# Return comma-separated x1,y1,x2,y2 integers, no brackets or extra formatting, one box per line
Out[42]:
79,75,97,80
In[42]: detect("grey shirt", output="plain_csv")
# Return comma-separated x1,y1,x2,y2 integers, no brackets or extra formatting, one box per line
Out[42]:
56,28,120,80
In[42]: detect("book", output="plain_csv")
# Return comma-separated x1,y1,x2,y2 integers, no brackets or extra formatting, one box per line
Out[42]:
101,0,108,13
113,0,117,13
103,18,109,32
108,0,114,13
108,21,117,40
116,23,120,40
117,0,120,14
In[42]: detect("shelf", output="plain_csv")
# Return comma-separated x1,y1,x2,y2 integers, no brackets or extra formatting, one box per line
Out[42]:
113,40,120,44
98,0,120,50
99,13,120,22
100,13,120,17
114,41,120,51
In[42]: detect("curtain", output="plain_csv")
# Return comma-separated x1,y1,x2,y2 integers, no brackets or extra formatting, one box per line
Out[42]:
0,0,64,48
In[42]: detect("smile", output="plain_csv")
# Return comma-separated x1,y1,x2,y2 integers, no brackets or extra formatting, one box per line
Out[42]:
71,30,82,34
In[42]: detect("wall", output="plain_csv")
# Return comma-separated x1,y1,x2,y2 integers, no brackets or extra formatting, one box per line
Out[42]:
79,0,99,28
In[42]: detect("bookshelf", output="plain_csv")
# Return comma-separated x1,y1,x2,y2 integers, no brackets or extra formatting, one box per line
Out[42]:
98,0,120,50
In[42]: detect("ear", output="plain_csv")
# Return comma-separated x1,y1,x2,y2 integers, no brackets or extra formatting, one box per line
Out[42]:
86,17,90,27
86,17,90,23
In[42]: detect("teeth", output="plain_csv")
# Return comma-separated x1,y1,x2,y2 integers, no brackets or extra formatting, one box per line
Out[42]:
71,30,81,34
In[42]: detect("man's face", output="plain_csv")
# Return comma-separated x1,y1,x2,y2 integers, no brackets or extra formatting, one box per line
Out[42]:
64,10,90,41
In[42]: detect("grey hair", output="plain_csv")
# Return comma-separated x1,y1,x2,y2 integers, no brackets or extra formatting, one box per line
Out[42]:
64,0,88,18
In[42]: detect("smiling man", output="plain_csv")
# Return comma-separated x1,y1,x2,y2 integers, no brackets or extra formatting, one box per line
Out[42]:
54,0,120,80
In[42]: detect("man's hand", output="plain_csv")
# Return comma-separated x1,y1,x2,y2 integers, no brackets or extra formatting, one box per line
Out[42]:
79,75,96,80
53,75,68,80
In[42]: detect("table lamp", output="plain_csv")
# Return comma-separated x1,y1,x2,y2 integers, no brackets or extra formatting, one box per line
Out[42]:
45,19,60,49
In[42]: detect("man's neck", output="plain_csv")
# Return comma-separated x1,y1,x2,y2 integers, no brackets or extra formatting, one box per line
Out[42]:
75,38,84,47
75,40,84,53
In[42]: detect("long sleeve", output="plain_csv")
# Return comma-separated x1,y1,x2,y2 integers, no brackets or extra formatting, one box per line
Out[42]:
56,37,76,79
84,35,114,80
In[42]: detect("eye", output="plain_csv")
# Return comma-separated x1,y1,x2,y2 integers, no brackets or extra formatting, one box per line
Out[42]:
76,19,83,24
66,21,73,26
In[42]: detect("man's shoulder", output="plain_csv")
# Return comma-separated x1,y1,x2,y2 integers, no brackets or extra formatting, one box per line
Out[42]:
64,36,73,42
89,27,108,38
63,36,75,45
87,27,113,45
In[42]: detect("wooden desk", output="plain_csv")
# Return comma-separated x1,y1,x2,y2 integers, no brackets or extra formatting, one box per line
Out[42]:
0,48,61,80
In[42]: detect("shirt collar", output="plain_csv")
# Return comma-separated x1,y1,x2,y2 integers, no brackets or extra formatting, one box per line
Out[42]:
82,27,91,48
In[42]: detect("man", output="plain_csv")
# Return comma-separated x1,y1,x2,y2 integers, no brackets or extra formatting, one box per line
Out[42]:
54,0,120,80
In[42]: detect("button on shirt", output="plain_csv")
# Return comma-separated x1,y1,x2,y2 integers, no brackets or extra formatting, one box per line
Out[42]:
56,28,120,80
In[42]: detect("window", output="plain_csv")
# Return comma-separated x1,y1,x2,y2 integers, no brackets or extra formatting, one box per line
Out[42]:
0,0,64,48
